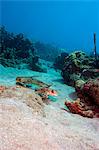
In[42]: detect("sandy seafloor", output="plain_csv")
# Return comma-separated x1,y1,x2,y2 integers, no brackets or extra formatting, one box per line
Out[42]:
0,60,75,108
0,59,99,150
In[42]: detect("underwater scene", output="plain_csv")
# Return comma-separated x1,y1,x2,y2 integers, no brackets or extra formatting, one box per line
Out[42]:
0,0,99,150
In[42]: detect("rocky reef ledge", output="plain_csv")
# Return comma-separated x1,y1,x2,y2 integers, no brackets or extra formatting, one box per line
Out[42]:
0,85,99,150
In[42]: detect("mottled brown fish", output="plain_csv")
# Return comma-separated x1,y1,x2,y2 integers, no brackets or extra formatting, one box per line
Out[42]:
16,76,51,88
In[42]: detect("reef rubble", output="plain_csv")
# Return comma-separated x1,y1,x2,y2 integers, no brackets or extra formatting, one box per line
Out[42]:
53,51,99,118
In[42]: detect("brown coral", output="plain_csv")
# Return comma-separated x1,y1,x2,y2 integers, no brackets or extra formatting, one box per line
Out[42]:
62,51,99,87
65,79,99,118
77,78,99,106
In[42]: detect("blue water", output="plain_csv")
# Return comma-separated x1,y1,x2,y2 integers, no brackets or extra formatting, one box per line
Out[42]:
0,0,99,53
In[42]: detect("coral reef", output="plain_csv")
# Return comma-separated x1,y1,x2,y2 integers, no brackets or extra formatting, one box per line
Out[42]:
54,52,68,70
34,41,63,62
0,26,44,72
65,78,99,118
62,51,99,86
65,100,94,118
75,78,99,106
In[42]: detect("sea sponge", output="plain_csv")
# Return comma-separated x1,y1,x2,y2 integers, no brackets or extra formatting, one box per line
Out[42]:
65,79,99,118
65,100,94,118
83,79,99,105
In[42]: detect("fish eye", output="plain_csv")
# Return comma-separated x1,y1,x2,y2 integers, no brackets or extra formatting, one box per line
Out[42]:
51,90,54,93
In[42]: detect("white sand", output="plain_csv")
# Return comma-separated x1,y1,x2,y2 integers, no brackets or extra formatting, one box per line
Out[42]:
0,97,99,150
